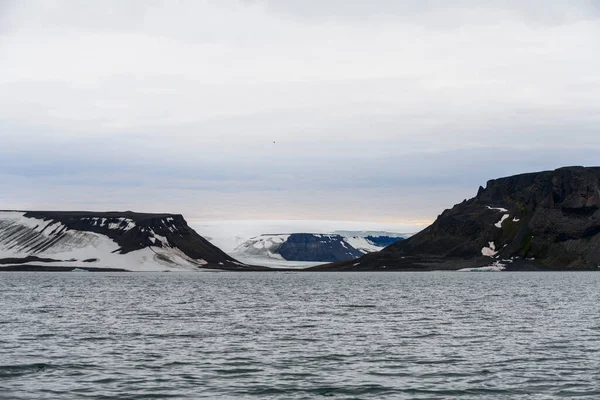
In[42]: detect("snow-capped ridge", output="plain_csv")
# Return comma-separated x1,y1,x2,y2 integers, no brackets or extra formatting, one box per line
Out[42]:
0,211,244,271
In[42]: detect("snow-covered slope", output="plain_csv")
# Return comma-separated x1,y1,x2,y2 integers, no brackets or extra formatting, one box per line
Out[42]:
232,234,290,259
0,211,246,271
342,236,382,253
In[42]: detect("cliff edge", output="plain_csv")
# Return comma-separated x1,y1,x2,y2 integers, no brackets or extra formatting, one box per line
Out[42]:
312,166,600,271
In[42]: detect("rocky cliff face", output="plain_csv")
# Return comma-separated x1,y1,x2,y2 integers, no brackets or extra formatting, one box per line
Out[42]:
0,211,248,271
278,234,365,262
313,166,600,271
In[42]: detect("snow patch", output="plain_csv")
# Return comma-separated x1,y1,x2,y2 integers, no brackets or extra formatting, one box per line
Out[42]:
343,236,382,254
107,218,136,231
458,260,506,272
486,206,508,212
495,214,510,228
481,242,498,257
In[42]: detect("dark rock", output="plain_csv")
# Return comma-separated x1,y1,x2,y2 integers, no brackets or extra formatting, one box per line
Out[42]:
365,236,404,247
0,255,61,265
278,234,364,262
312,166,600,271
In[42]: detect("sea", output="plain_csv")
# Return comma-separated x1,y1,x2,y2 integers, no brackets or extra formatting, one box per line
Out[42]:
1,271,599,399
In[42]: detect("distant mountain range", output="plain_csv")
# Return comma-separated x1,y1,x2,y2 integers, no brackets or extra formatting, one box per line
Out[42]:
312,166,600,271
0,211,409,271
0,211,252,271
231,232,405,263
4,167,598,273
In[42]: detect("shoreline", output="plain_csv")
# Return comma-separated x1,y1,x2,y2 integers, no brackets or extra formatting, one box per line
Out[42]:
1,265,597,272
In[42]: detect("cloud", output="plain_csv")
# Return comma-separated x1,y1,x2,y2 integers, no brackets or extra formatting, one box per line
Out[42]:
0,0,599,224
255,0,600,25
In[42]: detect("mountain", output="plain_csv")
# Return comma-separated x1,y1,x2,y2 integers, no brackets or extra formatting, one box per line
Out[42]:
0,211,250,271
311,166,600,271
232,233,404,263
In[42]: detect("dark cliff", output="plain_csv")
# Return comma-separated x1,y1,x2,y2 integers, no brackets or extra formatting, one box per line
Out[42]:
312,166,600,271
278,234,364,262
365,236,404,247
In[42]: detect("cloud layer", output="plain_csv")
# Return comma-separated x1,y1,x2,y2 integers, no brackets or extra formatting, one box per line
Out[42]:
1,0,599,225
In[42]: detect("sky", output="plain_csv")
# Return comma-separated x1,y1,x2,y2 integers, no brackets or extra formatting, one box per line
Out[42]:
1,0,599,230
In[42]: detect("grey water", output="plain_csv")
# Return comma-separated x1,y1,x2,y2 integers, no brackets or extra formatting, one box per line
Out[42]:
1,272,600,399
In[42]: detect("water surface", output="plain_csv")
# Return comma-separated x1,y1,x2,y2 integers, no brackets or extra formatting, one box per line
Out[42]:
1,271,599,399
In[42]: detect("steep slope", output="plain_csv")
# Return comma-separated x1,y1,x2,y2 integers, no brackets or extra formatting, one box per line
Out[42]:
364,235,406,247
232,234,291,260
312,166,600,271
278,234,364,262
0,211,248,271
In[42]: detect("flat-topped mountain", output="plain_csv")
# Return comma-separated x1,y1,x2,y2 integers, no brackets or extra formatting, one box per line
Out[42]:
0,211,249,271
312,166,600,271
232,233,404,263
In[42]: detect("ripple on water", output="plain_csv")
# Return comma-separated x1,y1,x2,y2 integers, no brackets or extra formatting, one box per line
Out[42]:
0,363,52,378
1,271,600,399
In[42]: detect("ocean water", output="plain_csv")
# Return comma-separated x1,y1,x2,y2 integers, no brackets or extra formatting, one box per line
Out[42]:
1,272,599,399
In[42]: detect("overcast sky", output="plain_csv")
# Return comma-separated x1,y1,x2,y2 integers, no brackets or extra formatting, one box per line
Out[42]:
0,0,599,227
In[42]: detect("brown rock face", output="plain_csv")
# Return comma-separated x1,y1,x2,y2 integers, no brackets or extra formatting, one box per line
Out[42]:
312,166,600,271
